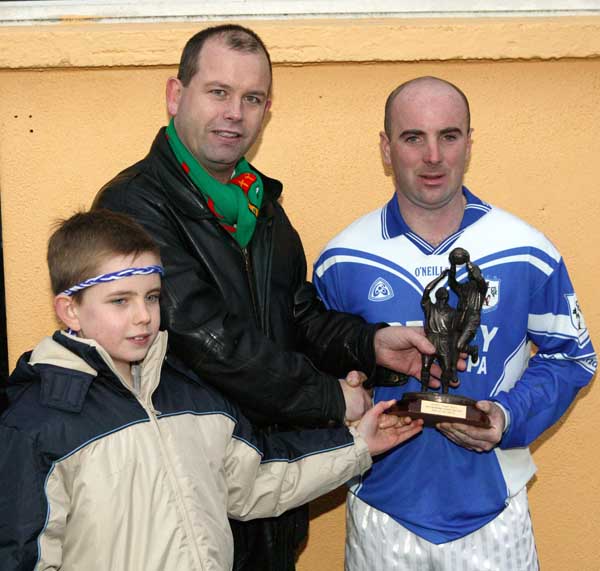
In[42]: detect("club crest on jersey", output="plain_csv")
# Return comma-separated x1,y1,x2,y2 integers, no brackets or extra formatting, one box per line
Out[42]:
565,293,588,347
368,277,394,302
482,278,500,312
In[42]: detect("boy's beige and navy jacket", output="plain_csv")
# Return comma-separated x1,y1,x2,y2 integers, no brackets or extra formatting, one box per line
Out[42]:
0,331,371,571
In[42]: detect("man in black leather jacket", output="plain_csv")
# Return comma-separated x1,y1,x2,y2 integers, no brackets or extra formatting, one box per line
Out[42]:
94,24,437,571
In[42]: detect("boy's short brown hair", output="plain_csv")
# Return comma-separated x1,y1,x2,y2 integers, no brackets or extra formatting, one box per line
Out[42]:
48,209,160,299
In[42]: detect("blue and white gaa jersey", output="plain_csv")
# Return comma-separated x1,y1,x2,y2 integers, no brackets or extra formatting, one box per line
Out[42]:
313,188,596,544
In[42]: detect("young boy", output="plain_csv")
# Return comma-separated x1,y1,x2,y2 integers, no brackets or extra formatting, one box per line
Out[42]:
0,210,422,571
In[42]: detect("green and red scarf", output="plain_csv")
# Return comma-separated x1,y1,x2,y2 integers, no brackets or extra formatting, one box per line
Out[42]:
166,118,263,248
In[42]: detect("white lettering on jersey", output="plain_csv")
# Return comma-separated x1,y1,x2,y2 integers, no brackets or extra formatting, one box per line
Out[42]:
476,356,487,375
481,325,499,352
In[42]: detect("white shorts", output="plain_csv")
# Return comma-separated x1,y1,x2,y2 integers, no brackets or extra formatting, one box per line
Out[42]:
345,488,538,571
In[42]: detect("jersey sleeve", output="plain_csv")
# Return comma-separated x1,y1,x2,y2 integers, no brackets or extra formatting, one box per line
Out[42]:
493,258,596,448
313,247,350,313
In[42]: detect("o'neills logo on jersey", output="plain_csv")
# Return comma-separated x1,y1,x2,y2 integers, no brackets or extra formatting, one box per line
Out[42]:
414,265,446,278
483,279,500,311
368,277,394,302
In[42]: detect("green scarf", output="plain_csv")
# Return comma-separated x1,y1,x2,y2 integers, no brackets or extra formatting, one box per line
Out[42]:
166,118,263,248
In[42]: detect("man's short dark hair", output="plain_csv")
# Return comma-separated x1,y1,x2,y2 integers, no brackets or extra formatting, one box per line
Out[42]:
48,209,160,299
177,24,272,87
384,76,471,137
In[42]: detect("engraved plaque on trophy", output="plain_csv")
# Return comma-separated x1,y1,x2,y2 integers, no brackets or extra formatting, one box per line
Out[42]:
387,248,491,428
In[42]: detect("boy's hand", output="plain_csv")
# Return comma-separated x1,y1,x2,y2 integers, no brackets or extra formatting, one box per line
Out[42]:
356,399,423,456
340,370,372,423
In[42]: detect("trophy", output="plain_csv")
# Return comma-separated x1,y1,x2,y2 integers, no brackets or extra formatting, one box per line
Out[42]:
388,248,490,427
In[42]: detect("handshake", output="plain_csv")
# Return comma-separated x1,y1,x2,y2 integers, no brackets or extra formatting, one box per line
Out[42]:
343,325,503,457
342,324,455,416
340,369,424,457
339,325,468,456
339,324,443,456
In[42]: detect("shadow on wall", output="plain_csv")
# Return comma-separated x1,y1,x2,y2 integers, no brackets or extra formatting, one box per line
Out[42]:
0,200,8,411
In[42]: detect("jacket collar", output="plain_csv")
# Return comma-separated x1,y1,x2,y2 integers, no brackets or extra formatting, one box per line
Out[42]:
13,331,170,412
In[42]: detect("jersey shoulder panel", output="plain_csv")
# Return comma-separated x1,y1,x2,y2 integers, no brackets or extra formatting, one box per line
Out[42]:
321,206,384,253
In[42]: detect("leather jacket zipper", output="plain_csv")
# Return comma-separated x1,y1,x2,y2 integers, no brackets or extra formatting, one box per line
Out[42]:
183,175,263,329
242,246,260,326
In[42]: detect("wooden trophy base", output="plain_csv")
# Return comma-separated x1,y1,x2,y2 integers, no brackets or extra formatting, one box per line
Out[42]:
386,392,491,428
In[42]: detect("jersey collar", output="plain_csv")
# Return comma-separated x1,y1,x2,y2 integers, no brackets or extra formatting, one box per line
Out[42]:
381,187,491,255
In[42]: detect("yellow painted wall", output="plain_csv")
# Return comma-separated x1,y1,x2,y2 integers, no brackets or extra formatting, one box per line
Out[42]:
1,18,598,570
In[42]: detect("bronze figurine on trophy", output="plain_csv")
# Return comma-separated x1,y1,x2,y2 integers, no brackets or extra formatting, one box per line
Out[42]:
390,247,491,427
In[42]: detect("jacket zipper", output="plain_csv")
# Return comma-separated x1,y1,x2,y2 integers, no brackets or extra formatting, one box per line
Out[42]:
145,406,206,570
111,356,206,570
242,246,260,327
137,396,207,570
182,175,263,330
255,217,274,338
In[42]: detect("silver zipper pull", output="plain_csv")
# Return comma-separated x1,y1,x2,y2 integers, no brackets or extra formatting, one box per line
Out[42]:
131,363,142,396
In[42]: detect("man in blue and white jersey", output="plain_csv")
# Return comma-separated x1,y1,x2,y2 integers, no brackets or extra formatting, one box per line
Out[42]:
313,76,596,570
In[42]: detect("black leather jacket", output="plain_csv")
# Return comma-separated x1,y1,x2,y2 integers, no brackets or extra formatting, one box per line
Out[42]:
93,129,380,571
94,128,379,428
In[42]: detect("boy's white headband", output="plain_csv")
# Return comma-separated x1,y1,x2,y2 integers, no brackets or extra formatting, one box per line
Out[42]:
62,265,164,296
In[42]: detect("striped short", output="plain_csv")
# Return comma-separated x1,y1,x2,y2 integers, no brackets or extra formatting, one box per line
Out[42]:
345,488,538,571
